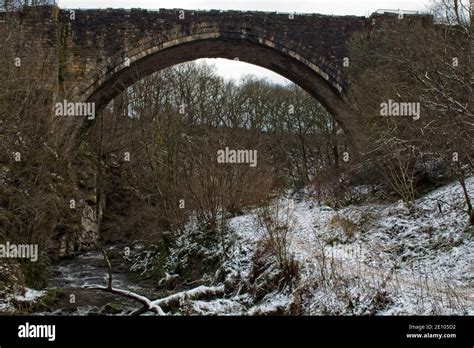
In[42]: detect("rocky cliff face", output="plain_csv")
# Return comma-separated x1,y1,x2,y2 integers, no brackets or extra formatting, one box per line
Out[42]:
52,195,104,259
50,152,105,259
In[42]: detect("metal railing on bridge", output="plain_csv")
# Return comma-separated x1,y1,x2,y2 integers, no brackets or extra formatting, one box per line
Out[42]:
374,9,422,15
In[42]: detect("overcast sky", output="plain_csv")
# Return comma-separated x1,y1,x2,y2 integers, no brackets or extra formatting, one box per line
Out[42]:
57,0,432,84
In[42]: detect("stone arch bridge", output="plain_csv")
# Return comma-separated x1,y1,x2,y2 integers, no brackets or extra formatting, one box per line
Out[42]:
1,6,432,148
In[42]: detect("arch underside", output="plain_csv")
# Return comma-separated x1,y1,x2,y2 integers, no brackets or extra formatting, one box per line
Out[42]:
78,35,355,144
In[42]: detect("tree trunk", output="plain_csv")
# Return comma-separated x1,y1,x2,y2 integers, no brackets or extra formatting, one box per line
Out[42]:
470,0,474,116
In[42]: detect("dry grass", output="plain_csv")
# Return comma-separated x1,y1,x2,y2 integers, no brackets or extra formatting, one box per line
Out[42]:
329,214,357,239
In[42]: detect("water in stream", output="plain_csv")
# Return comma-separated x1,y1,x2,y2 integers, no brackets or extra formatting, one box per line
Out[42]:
43,250,162,315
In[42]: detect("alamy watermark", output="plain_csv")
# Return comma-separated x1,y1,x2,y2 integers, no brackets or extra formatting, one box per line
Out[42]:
18,322,55,342
380,99,420,120
55,100,96,120
217,147,257,167
0,241,38,262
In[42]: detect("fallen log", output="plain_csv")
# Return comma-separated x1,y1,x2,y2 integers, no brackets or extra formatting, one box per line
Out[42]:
151,285,225,310
83,284,166,315
83,250,225,315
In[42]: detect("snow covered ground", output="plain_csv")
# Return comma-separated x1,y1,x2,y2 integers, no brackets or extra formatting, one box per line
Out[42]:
0,287,45,313
202,177,474,315
2,177,472,316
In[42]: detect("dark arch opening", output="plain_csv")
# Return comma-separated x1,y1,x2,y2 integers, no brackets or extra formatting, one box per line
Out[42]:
75,36,356,149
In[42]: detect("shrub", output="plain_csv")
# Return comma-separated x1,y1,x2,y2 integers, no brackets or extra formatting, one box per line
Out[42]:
254,200,300,289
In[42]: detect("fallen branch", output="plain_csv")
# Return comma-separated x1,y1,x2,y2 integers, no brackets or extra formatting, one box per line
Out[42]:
83,284,166,315
83,251,225,315
151,285,225,310
83,249,165,315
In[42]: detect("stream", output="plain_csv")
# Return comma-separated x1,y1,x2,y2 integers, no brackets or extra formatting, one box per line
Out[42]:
42,248,163,315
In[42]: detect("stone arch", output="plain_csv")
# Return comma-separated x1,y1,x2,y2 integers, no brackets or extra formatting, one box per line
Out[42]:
73,30,357,148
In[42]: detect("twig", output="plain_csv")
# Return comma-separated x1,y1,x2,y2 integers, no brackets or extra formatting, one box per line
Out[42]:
102,250,113,289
